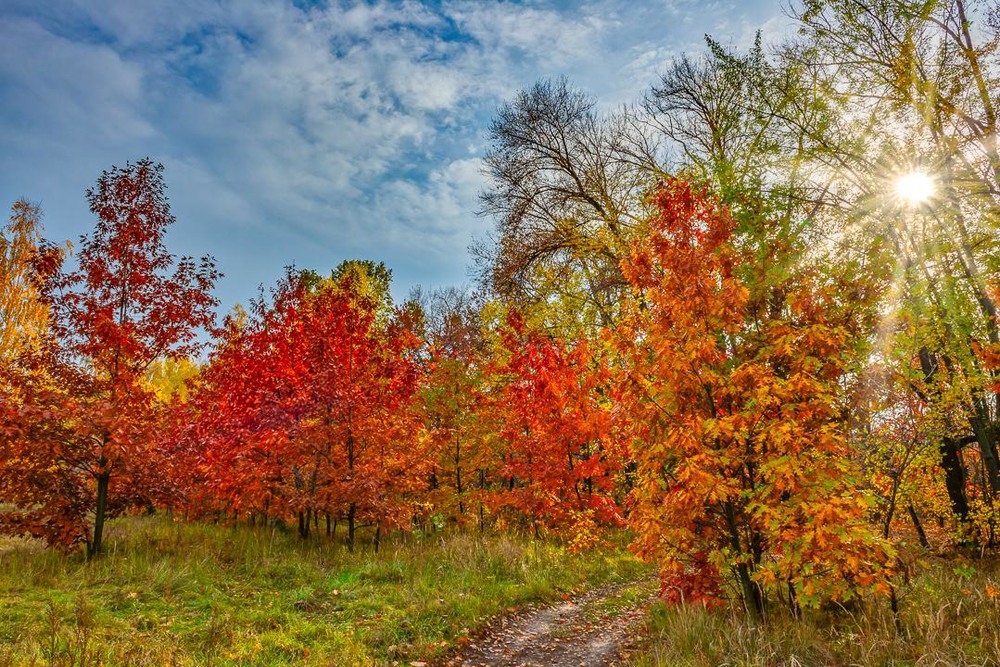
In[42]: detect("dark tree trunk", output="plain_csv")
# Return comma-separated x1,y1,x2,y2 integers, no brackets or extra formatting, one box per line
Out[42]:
724,501,762,621
88,469,110,560
347,502,356,552
907,503,930,548
940,437,969,520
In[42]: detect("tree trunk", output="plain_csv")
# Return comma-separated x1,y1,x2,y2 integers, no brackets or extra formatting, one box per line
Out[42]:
970,410,1000,493
347,502,356,552
478,469,486,532
298,511,309,540
88,470,110,559
456,433,464,515
940,437,969,520
907,503,930,549
724,501,762,621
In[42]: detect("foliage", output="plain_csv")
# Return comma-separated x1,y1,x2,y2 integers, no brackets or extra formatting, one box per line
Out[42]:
174,264,425,550
416,286,492,528
487,309,624,549
0,200,63,360
616,179,894,616
0,159,219,557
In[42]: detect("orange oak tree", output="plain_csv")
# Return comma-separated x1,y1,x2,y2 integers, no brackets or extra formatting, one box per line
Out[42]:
616,178,894,616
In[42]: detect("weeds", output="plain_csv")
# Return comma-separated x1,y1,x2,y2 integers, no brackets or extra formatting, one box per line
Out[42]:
629,555,1000,667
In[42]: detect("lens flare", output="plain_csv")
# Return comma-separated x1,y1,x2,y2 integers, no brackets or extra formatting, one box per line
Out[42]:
895,172,935,205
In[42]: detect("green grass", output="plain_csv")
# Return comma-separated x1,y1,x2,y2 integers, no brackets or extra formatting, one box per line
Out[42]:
628,555,1000,667
0,515,649,666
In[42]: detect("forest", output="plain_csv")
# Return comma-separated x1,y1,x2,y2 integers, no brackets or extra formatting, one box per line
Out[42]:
3,0,1000,665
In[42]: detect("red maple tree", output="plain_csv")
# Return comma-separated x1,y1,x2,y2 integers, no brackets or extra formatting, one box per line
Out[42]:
0,159,218,556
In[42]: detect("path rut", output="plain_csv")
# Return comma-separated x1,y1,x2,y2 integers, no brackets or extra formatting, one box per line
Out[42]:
443,579,656,667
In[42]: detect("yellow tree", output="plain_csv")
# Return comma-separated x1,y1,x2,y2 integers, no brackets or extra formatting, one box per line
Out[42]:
0,200,63,359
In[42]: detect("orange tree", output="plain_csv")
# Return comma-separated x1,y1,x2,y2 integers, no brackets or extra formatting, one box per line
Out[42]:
615,178,894,618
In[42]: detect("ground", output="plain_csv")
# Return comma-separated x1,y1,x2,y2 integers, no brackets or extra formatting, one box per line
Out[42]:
443,578,656,667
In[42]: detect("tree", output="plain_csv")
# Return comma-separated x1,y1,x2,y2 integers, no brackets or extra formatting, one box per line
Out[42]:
489,310,624,549
854,364,953,547
617,179,894,617
476,78,644,330
789,0,1000,536
416,286,493,528
0,159,219,556
0,200,63,360
178,264,427,551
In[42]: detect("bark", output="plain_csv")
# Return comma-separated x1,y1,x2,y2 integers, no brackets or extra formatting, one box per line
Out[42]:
88,469,110,559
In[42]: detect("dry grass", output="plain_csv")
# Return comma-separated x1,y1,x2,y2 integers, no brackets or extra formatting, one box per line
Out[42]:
629,554,1000,667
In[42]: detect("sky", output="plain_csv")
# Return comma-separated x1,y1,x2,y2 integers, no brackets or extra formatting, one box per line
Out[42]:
1,0,789,313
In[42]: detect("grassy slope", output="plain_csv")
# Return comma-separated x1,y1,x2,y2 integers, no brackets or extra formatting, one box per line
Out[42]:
0,515,649,666
629,555,1000,667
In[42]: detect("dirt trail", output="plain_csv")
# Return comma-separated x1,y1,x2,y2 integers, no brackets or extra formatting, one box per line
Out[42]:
444,579,656,667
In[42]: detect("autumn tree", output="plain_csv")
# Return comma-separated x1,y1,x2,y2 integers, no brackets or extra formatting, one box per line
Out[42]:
179,264,427,551
617,179,894,618
0,159,219,556
0,200,63,360
784,0,1000,535
415,286,494,528
488,310,623,549
476,78,646,330
854,364,954,547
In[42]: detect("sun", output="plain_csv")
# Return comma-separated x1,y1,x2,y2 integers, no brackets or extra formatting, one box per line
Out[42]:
894,172,935,205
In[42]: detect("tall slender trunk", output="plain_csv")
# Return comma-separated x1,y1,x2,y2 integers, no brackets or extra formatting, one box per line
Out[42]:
88,469,110,560
298,510,310,540
347,502,356,552
907,503,930,549
723,501,762,621
455,432,464,515
478,469,486,532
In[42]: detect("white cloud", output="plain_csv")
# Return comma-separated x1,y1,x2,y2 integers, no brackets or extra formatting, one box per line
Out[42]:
0,0,788,312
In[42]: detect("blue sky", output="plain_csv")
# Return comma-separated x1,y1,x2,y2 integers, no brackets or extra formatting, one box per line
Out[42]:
1,0,789,312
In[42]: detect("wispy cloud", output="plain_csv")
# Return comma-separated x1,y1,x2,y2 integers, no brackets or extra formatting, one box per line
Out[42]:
0,0,785,309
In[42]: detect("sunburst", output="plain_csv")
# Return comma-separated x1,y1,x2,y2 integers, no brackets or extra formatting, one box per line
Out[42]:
894,172,935,206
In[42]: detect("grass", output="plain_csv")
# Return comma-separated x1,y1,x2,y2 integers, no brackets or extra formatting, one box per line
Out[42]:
628,554,1000,667
579,579,654,626
0,515,649,666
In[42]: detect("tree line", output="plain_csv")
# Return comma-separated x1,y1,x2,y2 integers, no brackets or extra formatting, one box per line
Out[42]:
3,0,1000,620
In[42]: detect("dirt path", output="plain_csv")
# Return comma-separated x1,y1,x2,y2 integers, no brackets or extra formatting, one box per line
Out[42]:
443,578,656,667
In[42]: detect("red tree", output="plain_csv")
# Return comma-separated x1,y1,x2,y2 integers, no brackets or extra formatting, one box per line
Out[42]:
176,266,427,550
489,310,624,549
0,159,218,556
